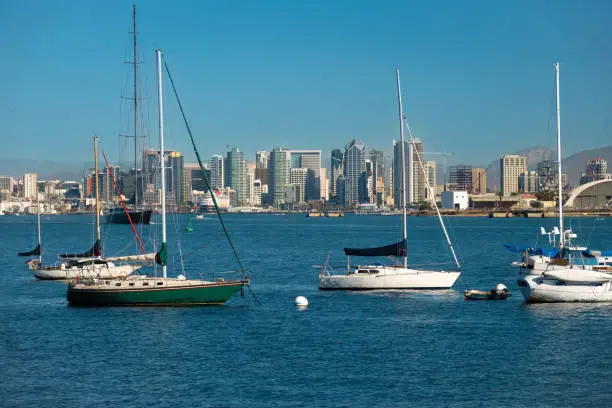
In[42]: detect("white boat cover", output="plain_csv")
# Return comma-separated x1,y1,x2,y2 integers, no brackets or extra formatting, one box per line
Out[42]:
545,269,612,283
103,253,157,263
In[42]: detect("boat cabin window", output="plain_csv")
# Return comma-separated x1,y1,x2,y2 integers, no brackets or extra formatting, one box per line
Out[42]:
357,269,369,274
157,282,163,286
143,282,149,286
129,283,135,286
115,283,121,287
369,269,379,274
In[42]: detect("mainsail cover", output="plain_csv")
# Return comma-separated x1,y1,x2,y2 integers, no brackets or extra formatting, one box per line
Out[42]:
344,239,406,257
59,239,102,259
18,244,41,257
104,253,157,263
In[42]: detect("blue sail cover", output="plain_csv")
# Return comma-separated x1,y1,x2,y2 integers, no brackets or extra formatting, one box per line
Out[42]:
344,239,406,257
503,244,558,258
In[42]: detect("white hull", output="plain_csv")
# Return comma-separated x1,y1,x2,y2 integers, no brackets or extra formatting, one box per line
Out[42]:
30,263,142,281
319,267,460,290
517,272,612,303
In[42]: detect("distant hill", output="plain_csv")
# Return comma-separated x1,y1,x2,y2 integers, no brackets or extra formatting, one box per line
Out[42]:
0,158,87,181
484,145,612,191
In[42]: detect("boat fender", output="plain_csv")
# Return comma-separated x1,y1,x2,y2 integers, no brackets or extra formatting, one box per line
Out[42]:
295,296,308,307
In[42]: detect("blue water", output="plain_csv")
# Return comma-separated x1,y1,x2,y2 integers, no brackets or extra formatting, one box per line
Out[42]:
1,214,611,407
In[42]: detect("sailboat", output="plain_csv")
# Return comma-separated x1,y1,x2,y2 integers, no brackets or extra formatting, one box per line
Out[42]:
319,69,461,290
19,136,147,280
67,49,249,306
514,63,612,302
107,5,152,225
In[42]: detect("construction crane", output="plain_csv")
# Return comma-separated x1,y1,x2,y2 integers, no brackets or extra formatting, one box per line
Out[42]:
423,151,453,184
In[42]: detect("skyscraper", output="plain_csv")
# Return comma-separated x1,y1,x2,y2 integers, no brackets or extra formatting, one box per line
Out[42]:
369,149,384,193
289,167,308,204
425,161,436,202
330,149,343,200
255,150,269,169
24,173,37,199
393,138,424,206
269,148,290,206
225,148,248,205
448,165,472,191
343,140,366,206
500,155,527,196
210,154,225,190
169,152,185,203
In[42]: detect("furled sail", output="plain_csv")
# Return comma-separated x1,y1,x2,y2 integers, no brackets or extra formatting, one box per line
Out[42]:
344,239,406,257
59,239,102,259
18,244,41,257
103,253,157,263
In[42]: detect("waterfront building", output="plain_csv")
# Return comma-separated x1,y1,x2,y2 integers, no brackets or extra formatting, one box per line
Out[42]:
500,155,527,196
24,173,37,200
319,167,329,201
252,179,262,206
471,168,486,194
289,168,308,204
225,148,248,206
209,154,225,190
269,148,290,206
425,161,436,202
441,191,469,210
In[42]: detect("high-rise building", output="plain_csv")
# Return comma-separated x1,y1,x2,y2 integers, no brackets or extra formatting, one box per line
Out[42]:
184,162,209,202
225,148,248,205
24,173,37,199
425,161,436,202
330,149,343,200
519,170,538,193
319,168,328,201
449,165,472,191
210,154,225,190
369,149,385,195
471,168,486,195
289,167,308,204
252,179,262,206
393,138,425,207
343,140,366,206
361,159,374,204
255,150,269,169
169,152,185,203
500,155,527,196
269,148,290,206
289,150,321,201
0,176,14,194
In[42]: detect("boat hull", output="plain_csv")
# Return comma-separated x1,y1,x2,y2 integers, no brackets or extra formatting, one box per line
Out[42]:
319,269,460,290
31,264,141,281
106,209,152,224
517,272,612,303
67,280,246,306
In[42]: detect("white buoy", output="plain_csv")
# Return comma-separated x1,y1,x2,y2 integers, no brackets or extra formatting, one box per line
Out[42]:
495,283,507,291
295,296,309,307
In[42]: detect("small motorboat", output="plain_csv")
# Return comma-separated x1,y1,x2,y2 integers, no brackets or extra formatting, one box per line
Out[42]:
465,283,511,301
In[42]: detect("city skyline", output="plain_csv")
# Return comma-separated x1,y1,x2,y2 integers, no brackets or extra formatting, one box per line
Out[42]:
2,1,612,166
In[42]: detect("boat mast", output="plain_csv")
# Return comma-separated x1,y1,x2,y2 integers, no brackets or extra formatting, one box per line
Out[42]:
156,49,167,279
554,62,564,247
94,136,101,252
132,4,139,206
36,183,41,263
396,69,408,268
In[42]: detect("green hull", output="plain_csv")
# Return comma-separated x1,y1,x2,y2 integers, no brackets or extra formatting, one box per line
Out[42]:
67,281,246,306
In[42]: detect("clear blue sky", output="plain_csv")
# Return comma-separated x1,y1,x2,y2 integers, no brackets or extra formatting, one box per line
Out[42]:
2,0,611,168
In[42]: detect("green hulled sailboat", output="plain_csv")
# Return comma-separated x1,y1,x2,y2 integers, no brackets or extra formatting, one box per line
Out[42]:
67,49,248,306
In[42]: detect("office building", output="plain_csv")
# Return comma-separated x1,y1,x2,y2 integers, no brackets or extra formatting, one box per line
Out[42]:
252,179,262,206
425,161,436,202
289,168,308,204
319,168,328,201
393,138,424,207
289,150,321,201
0,176,14,194
256,150,269,169
500,155,527,196
580,158,609,185
519,170,538,193
330,149,343,201
343,140,366,206
369,149,385,195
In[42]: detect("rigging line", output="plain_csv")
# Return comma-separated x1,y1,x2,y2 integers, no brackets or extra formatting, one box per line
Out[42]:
161,55,247,277
402,116,462,271
101,149,147,255
170,210,186,276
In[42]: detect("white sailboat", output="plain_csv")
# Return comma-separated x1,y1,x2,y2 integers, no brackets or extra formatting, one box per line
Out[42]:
20,136,148,280
516,63,612,302
319,69,461,290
